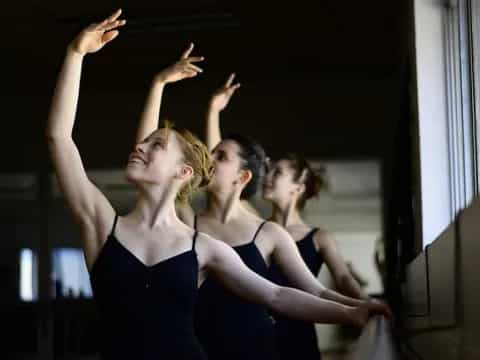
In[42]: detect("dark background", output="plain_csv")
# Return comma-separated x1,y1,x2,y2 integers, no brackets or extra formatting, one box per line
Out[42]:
1,0,410,170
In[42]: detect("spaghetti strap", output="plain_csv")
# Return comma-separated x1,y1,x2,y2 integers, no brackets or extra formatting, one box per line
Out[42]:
91,210,205,359
194,218,277,359
109,214,119,237
193,215,198,230
192,231,198,251
306,227,319,239
268,225,324,360
252,221,267,244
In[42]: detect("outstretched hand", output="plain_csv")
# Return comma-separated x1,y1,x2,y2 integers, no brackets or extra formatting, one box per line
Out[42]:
349,299,394,329
350,305,369,329
69,9,126,55
155,43,204,84
209,73,241,112
366,299,394,321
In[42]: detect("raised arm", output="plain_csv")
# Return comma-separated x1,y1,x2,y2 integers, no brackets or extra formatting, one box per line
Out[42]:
136,44,204,143
267,223,392,318
315,230,368,299
205,73,241,151
198,233,368,328
46,10,125,267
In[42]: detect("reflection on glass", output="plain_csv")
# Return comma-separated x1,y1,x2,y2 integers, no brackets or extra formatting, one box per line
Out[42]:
52,248,92,299
20,248,37,301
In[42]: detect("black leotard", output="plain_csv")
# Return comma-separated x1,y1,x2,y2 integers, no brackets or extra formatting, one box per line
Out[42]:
90,214,206,360
194,217,278,360
269,228,323,360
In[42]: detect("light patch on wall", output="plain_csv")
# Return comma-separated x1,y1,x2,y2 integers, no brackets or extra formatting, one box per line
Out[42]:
19,248,37,301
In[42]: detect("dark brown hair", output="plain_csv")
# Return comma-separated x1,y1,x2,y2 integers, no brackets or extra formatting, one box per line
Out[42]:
224,133,267,199
283,154,327,209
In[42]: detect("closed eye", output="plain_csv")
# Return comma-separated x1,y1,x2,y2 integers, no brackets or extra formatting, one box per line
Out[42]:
214,149,227,161
149,136,166,149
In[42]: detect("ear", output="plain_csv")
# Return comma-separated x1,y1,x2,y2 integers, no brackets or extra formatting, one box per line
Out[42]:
296,183,306,196
177,164,194,180
238,169,253,187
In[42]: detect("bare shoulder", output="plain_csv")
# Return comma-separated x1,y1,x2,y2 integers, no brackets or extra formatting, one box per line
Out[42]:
195,231,218,248
262,220,285,234
313,227,334,249
194,231,230,264
260,221,293,242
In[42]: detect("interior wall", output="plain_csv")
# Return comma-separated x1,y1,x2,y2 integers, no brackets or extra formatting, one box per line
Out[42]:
404,197,480,359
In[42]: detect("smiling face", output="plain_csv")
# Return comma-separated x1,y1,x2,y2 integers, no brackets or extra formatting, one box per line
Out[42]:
263,155,325,209
262,159,300,205
125,128,186,188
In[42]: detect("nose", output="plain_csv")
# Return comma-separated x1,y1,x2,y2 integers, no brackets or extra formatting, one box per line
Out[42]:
135,141,147,154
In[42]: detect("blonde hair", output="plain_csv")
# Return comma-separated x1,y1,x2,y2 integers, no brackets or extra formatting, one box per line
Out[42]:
163,120,213,202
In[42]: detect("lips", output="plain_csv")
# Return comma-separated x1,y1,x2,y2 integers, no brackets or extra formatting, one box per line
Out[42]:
128,153,147,164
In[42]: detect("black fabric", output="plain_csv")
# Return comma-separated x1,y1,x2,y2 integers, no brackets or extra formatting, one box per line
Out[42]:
89,215,206,360
269,228,323,360
194,219,278,360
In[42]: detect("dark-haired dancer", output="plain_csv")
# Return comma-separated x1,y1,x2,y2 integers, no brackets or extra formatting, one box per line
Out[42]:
264,155,379,359
137,72,391,360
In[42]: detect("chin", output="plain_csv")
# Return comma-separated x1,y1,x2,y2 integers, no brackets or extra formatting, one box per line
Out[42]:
262,188,273,199
125,166,141,184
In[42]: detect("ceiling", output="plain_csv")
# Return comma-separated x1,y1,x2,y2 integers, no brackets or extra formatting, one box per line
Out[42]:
0,1,412,172
1,1,409,93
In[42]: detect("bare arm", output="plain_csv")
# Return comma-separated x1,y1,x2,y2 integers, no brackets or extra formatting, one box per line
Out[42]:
270,223,393,318
205,73,241,151
198,234,367,327
206,74,263,214
135,81,165,144
269,223,369,306
46,10,125,267
136,44,204,143
316,230,368,299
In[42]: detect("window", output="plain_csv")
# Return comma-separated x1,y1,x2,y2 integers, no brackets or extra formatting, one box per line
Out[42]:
52,248,92,299
413,0,478,248
470,0,480,189
19,248,38,301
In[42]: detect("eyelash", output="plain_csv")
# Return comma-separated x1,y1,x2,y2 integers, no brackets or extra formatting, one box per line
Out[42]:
152,140,165,148
215,152,225,161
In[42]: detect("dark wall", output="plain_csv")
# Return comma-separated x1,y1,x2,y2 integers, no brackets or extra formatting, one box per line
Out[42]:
1,69,404,173
1,1,409,170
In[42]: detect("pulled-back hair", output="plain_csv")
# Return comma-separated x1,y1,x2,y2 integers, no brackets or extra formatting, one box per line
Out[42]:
282,154,327,209
224,133,267,199
163,121,213,202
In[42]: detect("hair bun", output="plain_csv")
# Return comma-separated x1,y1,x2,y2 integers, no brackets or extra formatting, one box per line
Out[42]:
162,121,213,203
284,154,328,209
